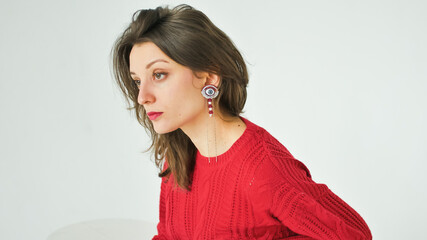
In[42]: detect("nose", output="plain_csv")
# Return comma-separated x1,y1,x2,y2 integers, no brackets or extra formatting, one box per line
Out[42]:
137,80,155,106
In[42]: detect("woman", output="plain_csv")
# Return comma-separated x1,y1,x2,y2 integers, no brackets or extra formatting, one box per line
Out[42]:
111,4,372,240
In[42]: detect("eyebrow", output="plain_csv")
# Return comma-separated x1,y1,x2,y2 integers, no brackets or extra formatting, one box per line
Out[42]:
130,59,169,76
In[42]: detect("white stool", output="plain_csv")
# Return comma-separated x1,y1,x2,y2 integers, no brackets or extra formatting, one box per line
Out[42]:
47,219,157,240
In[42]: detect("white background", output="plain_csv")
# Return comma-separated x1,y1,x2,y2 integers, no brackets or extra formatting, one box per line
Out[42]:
1,0,426,239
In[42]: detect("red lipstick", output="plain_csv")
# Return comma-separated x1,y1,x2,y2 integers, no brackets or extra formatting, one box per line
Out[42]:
147,112,163,120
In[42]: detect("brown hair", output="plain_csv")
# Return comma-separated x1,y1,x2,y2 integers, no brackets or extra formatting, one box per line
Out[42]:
110,4,248,190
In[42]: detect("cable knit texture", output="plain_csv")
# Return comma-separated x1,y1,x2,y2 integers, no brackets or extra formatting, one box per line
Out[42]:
152,116,372,240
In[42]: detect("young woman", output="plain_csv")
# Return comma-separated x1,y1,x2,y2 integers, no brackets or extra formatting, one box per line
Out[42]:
111,4,372,240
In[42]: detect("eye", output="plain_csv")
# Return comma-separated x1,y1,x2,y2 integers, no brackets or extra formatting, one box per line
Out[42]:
153,72,167,80
133,79,141,87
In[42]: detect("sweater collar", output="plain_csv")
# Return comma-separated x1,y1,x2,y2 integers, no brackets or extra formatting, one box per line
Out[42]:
195,115,256,167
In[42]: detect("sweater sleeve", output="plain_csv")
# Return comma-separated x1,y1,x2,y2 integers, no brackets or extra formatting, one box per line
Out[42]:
260,153,372,240
152,162,169,240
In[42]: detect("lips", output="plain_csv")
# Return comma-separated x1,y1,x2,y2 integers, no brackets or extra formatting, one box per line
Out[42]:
147,112,163,120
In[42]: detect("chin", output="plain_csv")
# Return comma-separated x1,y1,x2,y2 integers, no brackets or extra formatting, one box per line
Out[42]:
153,124,179,135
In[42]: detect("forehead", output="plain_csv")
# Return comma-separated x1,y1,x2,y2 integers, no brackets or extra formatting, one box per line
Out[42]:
129,42,172,70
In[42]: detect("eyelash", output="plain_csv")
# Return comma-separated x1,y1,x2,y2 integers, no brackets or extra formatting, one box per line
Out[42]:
133,72,168,87
153,72,167,80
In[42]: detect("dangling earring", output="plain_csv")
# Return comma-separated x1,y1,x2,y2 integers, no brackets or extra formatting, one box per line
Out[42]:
201,85,219,163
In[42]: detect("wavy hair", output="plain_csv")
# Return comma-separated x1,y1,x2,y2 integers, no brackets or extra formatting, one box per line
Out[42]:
110,4,248,190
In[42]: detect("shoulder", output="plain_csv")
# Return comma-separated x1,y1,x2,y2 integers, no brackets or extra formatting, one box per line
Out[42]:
246,120,311,178
253,128,330,202
255,129,312,182
243,117,295,159
244,119,314,183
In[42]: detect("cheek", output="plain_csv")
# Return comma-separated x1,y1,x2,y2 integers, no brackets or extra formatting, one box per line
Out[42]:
165,74,204,113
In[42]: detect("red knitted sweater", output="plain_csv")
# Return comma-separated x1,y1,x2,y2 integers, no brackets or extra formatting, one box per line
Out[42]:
152,116,372,240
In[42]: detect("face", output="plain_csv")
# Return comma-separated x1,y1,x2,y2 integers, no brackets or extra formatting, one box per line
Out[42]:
129,41,209,134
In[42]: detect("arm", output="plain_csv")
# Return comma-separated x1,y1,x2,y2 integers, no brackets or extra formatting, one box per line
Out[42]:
261,155,372,240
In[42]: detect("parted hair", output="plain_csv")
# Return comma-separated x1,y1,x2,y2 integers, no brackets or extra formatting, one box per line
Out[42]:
111,4,248,190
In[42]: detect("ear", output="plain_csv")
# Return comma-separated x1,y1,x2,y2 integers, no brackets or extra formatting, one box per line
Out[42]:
205,72,220,88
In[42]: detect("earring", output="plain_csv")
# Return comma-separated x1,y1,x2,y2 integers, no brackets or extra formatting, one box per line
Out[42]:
201,85,219,163
201,85,219,117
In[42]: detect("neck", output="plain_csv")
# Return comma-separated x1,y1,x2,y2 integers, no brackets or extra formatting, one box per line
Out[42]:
180,111,246,159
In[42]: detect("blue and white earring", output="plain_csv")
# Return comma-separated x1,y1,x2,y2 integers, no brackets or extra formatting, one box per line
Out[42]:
201,85,219,163
201,85,219,117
